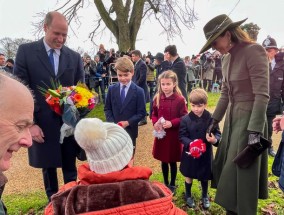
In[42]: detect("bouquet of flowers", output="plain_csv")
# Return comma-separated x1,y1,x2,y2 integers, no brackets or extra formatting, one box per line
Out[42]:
186,139,206,159
38,80,98,142
153,117,166,139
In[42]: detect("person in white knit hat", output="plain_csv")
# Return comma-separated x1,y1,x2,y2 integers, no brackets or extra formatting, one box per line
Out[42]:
75,117,134,174
45,118,187,215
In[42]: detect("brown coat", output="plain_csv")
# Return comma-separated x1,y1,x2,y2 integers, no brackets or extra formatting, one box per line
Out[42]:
212,42,269,215
44,164,186,215
152,93,188,162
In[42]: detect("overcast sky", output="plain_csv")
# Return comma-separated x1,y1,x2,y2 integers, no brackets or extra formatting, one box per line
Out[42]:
0,0,283,57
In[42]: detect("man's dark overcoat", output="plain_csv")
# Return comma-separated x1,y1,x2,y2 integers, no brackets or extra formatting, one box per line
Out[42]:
14,38,84,168
132,59,150,103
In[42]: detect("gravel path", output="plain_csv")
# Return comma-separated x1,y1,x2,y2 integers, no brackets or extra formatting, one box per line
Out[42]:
4,117,160,195
4,111,282,195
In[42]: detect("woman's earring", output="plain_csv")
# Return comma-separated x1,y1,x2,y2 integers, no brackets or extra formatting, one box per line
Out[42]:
229,39,232,47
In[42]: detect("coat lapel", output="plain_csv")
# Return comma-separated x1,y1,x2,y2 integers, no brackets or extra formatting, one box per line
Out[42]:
57,46,70,79
36,39,55,78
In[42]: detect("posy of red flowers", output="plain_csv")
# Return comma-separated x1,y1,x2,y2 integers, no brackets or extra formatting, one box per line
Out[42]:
186,139,206,158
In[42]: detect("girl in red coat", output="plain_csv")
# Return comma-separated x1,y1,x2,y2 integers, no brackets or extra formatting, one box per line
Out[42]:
152,70,188,194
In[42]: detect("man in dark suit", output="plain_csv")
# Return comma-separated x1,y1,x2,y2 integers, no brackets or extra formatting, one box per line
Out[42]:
164,45,188,103
104,57,146,155
14,11,84,201
131,50,149,126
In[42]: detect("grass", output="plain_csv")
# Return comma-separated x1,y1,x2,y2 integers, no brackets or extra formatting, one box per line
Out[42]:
3,92,284,214
150,157,284,215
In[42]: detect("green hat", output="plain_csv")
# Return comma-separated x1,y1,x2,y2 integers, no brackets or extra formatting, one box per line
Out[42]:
199,14,247,54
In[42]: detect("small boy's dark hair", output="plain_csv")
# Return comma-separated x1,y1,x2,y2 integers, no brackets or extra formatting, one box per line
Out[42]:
115,57,134,73
164,45,177,56
189,88,208,105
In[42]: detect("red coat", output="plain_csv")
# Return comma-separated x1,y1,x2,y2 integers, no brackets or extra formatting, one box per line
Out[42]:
152,93,188,162
44,164,186,215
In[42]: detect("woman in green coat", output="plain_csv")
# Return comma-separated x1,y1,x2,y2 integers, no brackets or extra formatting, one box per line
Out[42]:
200,14,269,215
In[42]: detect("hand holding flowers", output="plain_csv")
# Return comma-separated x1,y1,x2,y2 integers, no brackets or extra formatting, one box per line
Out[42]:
153,117,166,139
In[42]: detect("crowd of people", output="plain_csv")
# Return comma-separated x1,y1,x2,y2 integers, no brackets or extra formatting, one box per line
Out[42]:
1,11,284,215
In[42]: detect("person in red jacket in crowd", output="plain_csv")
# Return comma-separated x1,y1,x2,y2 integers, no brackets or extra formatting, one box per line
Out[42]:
45,118,186,215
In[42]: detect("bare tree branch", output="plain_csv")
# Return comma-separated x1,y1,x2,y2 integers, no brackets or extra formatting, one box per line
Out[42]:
32,0,198,51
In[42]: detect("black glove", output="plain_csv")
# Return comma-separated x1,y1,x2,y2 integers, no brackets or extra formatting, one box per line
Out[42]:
206,119,219,137
248,131,262,150
248,132,261,145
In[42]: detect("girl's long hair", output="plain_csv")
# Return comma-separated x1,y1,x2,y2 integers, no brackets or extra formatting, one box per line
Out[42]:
153,70,182,108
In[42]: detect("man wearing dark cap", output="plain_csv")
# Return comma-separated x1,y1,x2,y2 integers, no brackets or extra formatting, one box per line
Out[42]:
262,36,284,157
154,52,170,79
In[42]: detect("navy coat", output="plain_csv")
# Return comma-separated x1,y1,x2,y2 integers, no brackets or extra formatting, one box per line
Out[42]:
179,110,220,180
104,82,146,141
14,38,84,168
132,59,150,103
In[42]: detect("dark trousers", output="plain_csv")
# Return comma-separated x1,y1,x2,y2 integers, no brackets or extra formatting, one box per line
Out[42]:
203,79,212,92
42,137,78,201
213,70,223,88
95,80,105,104
147,81,156,101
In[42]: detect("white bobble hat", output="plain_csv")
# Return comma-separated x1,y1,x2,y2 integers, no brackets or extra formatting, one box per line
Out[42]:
74,118,133,174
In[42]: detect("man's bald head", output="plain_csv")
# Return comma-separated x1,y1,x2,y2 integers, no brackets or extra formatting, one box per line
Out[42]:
44,11,67,27
0,71,34,117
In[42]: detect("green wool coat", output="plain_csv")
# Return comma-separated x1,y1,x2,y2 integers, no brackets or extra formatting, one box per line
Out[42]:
211,42,269,215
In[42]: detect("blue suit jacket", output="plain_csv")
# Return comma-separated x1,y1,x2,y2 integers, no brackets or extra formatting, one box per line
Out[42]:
104,82,146,140
14,38,84,168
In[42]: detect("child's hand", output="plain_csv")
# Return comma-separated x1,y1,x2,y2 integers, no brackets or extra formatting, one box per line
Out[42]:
154,122,162,131
273,116,283,133
118,121,129,128
162,120,172,129
206,133,217,144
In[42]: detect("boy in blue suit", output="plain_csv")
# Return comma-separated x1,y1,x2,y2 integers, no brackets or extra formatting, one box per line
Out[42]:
104,57,146,155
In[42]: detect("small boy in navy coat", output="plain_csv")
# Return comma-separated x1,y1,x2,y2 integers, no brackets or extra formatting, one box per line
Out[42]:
104,57,146,155
179,88,221,209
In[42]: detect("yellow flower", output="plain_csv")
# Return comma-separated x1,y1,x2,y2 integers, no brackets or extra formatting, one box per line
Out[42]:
74,86,94,108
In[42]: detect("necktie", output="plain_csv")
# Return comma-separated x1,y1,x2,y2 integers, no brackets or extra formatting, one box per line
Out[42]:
49,49,55,73
121,85,126,103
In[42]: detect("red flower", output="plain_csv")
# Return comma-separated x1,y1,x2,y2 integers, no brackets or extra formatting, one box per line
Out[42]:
53,103,62,115
73,93,82,102
88,99,95,109
46,96,59,105
188,139,206,159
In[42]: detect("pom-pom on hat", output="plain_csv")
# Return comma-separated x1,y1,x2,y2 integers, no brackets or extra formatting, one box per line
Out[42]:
200,14,247,54
262,36,278,50
74,118,133,174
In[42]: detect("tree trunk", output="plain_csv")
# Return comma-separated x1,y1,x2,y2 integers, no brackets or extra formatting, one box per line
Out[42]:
94,0,145,52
